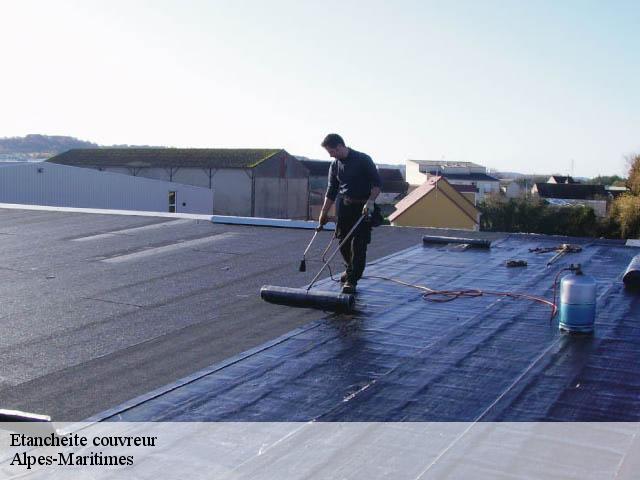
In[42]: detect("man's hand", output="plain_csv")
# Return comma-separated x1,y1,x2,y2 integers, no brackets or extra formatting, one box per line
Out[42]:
318,197,334,229
362,200,375,217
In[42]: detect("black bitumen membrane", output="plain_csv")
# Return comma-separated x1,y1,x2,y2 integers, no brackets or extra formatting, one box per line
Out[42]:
99,234,640,422
0,208,431,421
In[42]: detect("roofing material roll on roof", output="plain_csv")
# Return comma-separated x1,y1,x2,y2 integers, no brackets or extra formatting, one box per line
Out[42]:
422,235,491,248
623,254,640,289
260,285,355,313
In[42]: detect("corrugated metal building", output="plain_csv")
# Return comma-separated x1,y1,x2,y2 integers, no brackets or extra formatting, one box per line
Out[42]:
0,162,213,214
48,148,310,219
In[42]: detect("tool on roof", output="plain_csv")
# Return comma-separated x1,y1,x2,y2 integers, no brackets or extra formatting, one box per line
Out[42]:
529,243,582,266
506,259,528,267
261,214,367,313
299,225,323,272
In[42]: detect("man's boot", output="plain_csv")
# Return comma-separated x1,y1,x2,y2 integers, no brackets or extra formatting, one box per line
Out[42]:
342,280,356,294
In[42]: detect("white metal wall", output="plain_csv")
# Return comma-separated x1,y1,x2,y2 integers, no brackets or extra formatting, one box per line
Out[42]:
0,163,214,214
96,166,252,216
405,160,426,185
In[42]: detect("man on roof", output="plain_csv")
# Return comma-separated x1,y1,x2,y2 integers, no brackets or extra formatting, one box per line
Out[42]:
318,134,382,294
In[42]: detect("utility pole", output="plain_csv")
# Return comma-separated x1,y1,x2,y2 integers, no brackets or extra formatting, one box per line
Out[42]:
571,159,575,178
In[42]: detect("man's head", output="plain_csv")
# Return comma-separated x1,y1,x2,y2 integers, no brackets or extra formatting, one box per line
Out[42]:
321,133,349,160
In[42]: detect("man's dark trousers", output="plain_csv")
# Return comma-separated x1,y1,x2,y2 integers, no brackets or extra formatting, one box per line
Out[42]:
336,198,371,284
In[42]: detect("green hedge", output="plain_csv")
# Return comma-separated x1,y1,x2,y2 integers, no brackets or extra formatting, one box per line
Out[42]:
478,197,618,238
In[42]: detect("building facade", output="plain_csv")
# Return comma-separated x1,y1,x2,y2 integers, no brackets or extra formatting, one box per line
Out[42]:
0,162,214,214
406,160,500,202
48,148,309,219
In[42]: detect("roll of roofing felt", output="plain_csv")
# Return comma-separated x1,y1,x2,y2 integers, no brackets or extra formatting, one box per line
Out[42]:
260,286,355,313
422,235,491,248
623,255,640,289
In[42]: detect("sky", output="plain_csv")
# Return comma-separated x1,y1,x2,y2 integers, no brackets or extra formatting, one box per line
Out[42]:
1,0,639,177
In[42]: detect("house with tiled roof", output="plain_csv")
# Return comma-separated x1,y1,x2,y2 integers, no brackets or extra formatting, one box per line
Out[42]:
389,176,480,230
48,148,309,219
547,175,577,184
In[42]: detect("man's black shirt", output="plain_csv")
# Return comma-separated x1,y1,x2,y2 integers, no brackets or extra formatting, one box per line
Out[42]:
325,149,382,202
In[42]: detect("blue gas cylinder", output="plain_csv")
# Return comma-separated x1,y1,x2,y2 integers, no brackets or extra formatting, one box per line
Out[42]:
559,270,597,333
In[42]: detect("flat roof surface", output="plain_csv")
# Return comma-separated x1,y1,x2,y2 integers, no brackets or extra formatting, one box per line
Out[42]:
99,234,640,422
0,208,429,421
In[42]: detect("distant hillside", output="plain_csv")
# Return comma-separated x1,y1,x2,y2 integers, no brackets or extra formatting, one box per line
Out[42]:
0,134,98,155
0,134,165,161
489,170,528,179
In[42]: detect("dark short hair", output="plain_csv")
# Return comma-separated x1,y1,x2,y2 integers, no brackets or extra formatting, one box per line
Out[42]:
321,133,345,148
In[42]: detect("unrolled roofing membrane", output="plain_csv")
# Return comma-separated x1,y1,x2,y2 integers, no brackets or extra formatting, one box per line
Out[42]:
99,235,640,422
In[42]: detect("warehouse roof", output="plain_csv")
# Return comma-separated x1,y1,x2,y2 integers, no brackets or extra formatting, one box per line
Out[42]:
534,182,607,199
428,172,501,182
95,229,640,422
47,148,286,169
409,159,485,169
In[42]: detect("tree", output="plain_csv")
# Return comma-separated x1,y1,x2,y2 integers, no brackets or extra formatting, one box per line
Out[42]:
478,197,601,237
626,153,640,195
586,175,625,186
610,194,640,239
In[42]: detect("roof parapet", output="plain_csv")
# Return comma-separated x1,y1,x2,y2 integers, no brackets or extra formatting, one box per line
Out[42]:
212,215,335,230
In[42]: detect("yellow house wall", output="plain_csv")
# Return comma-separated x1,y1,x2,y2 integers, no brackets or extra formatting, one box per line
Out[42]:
391,181,478,229
438,181,478,220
